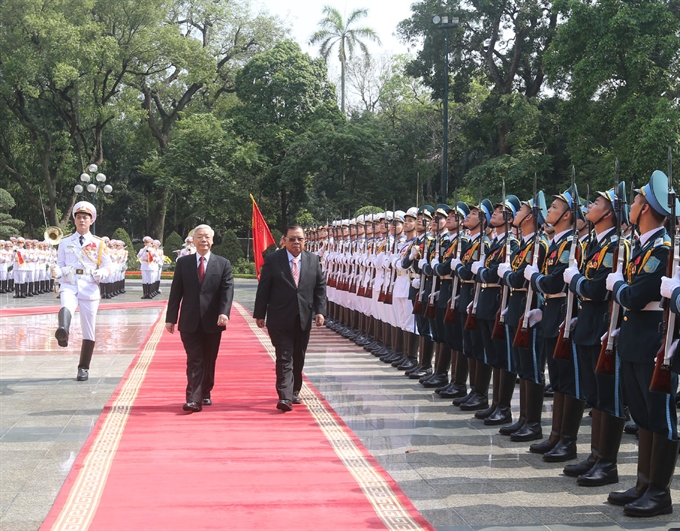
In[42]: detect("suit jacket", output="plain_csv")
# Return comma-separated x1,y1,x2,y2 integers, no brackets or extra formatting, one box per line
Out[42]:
166,253,234,334
253,248,326,331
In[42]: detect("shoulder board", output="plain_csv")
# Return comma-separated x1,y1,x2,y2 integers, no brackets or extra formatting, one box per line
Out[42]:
653,236,671,248
566,235,574,242
92,235,103,241
426,235,435,241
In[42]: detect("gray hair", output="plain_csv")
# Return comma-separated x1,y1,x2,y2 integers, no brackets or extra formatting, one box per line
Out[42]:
193,224,214,237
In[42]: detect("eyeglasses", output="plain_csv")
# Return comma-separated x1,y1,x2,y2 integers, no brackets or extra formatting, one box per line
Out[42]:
287,237,305,242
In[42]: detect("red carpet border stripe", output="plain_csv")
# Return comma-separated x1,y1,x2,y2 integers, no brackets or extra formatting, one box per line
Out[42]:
0,300,166,318
235,303,430,531
49,314,165,531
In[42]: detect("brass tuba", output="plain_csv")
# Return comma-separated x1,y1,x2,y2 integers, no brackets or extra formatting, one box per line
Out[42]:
44,226,64,246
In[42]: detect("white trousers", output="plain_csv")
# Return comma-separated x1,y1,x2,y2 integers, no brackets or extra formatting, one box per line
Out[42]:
60,291,100,341
141,270,154,284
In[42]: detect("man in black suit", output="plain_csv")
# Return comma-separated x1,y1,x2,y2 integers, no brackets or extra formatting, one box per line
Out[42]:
254,225,327,412
166,224,234,413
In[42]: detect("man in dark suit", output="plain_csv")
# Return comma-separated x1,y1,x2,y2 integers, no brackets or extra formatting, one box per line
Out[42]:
166,224,234,413
254,225,327,412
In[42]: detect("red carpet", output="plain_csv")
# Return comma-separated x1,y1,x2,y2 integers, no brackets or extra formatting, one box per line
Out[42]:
0,300,166,318
41,303,433,531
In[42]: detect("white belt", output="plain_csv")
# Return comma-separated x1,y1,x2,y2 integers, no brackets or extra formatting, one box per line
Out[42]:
462,280,475,284
75,268,96,275
397,271,408,276
440,275,453,280
641,300,663,312
544,293,566,299
481,283,500,288
511,288,527,292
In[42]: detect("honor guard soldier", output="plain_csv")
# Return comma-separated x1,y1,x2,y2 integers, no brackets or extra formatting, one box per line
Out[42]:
13,237,28,298
392,208,421,370
138,236,155,299
497,191,549,441
524,186,585,461
561,183,630,486
53,201,113,381
417,204,453,388
455,200,493,411
433,202,472,398
606,170,678,517
0,241,8,293
379,210,408,365
471,195,521,425
403,206,436,379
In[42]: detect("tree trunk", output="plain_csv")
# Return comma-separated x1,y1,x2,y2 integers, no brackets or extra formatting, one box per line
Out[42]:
147,187,169,241
280,189,288,231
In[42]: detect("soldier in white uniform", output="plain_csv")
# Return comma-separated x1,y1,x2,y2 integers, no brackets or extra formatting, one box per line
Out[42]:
0,240,8,293
138,236,155,298
53,201,113,381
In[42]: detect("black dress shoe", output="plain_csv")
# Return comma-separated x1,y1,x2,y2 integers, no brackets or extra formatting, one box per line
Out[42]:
408,367,433,379
624,422,639,435
459,393,489,411
453,389,475,406
292,393,302,405
397,358,417,371
183,401,202,412
510,422,543,442
422,374,449,388
202,398,212,406
439,384,467,399
484,406,512,426
277,399,293,412
55,328,69,348
76,368,89,381
543,384,554,397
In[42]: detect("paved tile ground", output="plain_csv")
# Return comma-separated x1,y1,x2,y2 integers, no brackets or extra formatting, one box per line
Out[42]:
1,279,678,530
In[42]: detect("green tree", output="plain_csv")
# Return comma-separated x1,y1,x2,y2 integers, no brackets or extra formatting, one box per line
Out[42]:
111,227,137,269
545,0,680,187
310,6,381,114
232,40,341,229
0,188,23,237
131,0,286,239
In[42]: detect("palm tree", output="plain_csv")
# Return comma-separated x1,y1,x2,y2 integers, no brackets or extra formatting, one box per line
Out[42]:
309,6,381,114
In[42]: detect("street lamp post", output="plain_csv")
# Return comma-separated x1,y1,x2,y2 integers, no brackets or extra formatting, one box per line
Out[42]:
74,164,112,235
433,15,459,203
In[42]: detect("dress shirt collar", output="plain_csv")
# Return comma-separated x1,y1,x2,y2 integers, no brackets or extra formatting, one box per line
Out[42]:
287,250,302,264
551,228,570,245
638,227,663,248
595,226,615,244
196,251,211,266
522,232,535,243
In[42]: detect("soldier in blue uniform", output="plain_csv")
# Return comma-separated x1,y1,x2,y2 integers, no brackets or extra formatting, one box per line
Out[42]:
453,200,493,411
561,183,630,487
470,196,521,425
606,170,678,517
403,206,436,379
524,186,585,462
434,202,472,399
497,193,549,441
419,204,453,388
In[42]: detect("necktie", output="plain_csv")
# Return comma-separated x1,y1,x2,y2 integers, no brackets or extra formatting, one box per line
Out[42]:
198,256,205,284
291,256,300,287
79,235,84,246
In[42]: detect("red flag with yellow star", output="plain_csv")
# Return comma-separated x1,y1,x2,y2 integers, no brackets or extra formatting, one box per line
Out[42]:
250,194,276,280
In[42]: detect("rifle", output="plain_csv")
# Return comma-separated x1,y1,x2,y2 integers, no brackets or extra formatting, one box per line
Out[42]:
424,214,441,319
514,174,540,348
554,167,580,360
492,177,511,340
412,215,427,315
445,198,462,324
465,197,486,331
596,160,626,375
384,200,397,305
650,148,677,393
378,204,390,302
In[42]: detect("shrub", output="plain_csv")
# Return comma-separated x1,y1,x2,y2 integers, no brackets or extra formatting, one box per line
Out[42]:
233,258,255,275
111,227,138,270
164,231,184,262
212,229,243,264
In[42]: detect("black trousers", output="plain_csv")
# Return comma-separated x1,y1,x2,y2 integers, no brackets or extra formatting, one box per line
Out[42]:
268,315,311,401
622,360,678,438
180,325,222,403
545,336,579,398
509,324,545,383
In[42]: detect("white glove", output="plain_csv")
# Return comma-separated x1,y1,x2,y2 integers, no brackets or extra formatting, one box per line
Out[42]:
60,265,75,284
471,260,483,275
450,258,461,270
411,277,421,289
606,271,624,291
501,306,509,317
524,264,539,281
569,317,578,331
430,257,440,268
563,266,580,284
418,258,427,270
497,263,511,278
466,301,474,313
382,255,391,269
93,268,109,282
409,246,419,260
660,276,680,299
528,308,543,327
